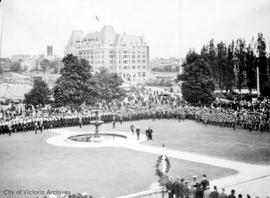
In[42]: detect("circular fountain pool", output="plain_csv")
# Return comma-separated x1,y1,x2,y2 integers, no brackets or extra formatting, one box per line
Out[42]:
67,133,127,143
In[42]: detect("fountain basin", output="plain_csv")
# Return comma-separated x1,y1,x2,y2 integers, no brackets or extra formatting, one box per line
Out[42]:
67,133,127,143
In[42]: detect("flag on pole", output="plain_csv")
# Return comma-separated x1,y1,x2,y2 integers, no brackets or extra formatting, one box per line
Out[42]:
95,15,100,22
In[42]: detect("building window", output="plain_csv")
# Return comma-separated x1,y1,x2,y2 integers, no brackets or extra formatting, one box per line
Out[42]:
142,72,145,77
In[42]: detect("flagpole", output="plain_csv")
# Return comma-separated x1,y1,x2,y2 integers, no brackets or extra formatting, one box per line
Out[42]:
0,3,3,60
178,0,182,74
256,62,260,96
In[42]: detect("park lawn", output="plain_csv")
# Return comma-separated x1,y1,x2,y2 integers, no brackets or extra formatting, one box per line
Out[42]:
0,130,236,198
97,119,270,165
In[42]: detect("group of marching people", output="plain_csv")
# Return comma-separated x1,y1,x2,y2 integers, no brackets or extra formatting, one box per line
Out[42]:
1,88,270,135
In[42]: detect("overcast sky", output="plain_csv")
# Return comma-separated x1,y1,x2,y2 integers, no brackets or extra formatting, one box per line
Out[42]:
0,0,270,59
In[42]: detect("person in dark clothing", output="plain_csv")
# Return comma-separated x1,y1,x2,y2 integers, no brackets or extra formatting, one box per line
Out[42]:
166,176,175,198
174,178,185,198
200,174,210,191
195,184,203,198
130,124,135,135
136,127,140,140
148,127,153,140
210,186,219,198
112,116,116,128
227,189,236,198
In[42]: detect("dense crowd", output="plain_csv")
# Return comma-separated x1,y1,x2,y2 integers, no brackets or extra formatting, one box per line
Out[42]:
1,89,270,135
165,174,253,198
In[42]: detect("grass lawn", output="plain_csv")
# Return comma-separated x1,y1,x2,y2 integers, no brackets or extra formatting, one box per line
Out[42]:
98,119,270,164
0,127,236,198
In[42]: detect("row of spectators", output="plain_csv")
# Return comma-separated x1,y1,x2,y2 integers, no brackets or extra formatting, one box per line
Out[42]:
165,174,253,198
1,89,270,134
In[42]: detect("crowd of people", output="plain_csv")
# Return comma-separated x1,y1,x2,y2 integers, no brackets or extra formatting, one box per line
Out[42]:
0,89,270,135
165,174,253,198
0,89,268,198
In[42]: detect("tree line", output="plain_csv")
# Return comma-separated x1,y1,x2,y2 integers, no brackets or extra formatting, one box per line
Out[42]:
200,33,270,94
178,33,270,105
24,54,125,110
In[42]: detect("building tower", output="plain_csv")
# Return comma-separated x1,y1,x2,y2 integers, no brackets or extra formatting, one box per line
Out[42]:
47,46,53,56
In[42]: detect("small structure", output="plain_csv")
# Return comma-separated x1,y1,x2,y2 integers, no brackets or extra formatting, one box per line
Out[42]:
90,110,104,137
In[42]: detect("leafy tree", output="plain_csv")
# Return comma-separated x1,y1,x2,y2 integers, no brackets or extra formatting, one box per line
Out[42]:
53,54,97,111
216,41,228,90
94,68,126,102
24,79,51,106
256,33,268,93
246,42,257,93
262,80,270,97
235,38,247,91
226,41,235,92
179,51,215,105
40,59,50,74
10,62,23,73
201,39,218,85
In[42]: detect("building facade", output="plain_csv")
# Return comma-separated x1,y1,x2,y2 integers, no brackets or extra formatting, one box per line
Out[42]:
64,26,150,84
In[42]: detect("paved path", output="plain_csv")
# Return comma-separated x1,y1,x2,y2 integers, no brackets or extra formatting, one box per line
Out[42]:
47,129,270,197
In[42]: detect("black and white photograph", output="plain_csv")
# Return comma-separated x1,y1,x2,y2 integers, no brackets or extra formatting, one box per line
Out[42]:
0,0,270,198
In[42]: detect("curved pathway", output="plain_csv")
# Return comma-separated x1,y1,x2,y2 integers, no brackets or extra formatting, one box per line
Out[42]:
47,128,270,197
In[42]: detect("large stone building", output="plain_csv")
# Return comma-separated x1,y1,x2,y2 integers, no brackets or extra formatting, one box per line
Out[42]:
64,26,150,84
